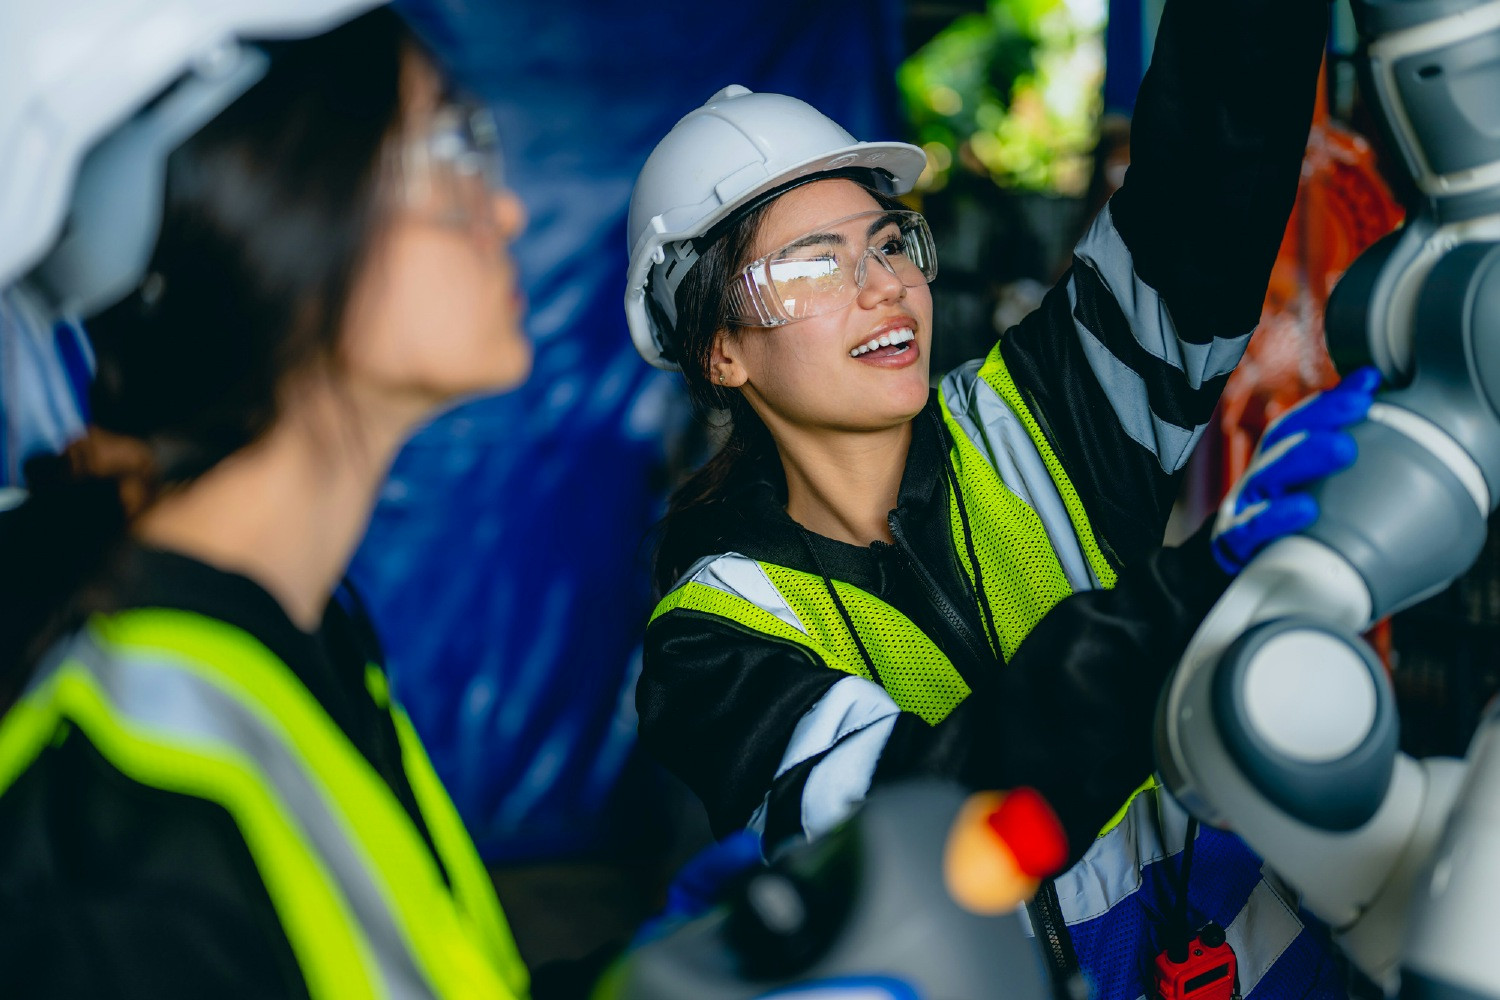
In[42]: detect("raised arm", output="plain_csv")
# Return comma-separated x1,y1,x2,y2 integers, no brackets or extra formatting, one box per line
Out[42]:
999,0,1329,570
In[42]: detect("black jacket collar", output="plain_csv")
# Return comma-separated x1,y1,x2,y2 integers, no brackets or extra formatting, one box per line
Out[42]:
695,393,999,682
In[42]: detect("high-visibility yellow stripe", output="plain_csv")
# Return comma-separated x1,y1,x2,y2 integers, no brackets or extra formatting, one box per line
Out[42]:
977,345,1118,589
0,699,55,803
365,665,526,988
93,610,521,999
383,678,530,999
653,580,814,650
0,663,377,1000
760,563,972,725
939,393,1075,661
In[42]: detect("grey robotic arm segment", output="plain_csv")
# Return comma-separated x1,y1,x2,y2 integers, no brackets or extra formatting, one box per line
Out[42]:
1301,400,1492,620
1329,0,1500,382
1159,1,1500,992
1361,0,1500,206
1402,707,1500,998
1158,239,1499,993
1160,582,1466,987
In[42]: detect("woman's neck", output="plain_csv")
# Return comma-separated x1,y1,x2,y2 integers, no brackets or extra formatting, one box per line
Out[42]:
133,387,413,632
778,420,913,547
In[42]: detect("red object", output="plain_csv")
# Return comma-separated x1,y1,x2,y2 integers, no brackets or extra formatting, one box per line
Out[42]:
984,787,1068,878
1153,933,1237,1000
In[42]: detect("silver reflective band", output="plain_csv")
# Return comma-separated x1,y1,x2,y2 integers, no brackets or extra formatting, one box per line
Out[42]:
677,552,808,634
40,634,442,999
727,210,938,327
942,360,1102,592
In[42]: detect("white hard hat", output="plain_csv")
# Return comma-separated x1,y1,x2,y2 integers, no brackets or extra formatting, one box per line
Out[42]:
624,85,926,371
0,0,385,317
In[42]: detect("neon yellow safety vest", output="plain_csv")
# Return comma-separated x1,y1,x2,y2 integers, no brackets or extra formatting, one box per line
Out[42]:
651,344,1151,835
654,346,1117,719
0,608,529,1000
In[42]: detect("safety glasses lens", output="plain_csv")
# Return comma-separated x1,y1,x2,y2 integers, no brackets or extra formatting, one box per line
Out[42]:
734,211,936,326
399,101,507,235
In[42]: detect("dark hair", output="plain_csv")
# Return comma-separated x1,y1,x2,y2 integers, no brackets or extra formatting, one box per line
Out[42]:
0,8,407,697
651,178,910,597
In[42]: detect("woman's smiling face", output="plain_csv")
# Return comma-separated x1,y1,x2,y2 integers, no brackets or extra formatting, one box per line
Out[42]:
713,179,934,440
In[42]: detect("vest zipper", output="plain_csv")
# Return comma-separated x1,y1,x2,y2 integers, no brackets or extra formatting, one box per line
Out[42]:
1028,879,1084,999
887,514,995,677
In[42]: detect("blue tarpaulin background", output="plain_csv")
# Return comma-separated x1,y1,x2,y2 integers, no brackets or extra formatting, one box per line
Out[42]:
350,0,906,863
0,0,1156,867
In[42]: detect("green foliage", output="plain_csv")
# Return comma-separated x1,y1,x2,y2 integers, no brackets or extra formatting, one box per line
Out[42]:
899,0,1105,196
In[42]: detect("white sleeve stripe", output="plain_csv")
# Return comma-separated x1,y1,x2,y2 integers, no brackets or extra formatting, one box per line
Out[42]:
1227,877,1305,996
1071,317,1211,475
1073,205,1254,388
800,715,899,840
774,676,901,779
773,677,901,841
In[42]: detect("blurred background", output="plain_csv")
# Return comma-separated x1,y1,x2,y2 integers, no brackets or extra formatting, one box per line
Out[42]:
4,0,1496,981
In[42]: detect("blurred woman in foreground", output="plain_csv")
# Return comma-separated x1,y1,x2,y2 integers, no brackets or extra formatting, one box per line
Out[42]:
0,4,531,996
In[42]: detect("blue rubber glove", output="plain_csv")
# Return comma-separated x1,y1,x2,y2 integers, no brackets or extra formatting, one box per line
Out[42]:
632,829,765,946
1211,367,1382,574
662,829,764,919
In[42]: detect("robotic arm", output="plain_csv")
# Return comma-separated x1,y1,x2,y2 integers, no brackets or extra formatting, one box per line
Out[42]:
1157,0,1500,993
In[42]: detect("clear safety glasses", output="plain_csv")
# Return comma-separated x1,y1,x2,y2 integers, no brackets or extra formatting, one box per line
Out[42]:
396,100,508,238
726,209,938,327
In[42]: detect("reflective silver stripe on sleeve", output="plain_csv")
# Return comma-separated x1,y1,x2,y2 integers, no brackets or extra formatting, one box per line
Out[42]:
676,551,807,633
774,676,900,841
800,717,899,840
1067,205,1251,473
1074,206,1254,389
50,635,436,1000
746,797,769,836
1070,326,1209,473
942,361,1099,592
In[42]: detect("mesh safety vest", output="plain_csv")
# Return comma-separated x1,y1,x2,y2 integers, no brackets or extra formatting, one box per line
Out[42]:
653,346,1116,730
0,608,529,1000
648,345,1321,999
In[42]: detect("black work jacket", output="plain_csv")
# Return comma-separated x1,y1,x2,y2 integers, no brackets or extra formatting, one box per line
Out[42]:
640,0,1330,860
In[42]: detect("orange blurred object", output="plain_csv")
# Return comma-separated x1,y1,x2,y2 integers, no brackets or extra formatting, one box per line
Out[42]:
1219,58,1403,481
1215,57,1404,661
943,787,1067,915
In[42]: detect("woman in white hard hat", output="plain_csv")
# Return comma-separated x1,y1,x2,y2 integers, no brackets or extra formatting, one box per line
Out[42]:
0,5,530,998
626,0,1369,997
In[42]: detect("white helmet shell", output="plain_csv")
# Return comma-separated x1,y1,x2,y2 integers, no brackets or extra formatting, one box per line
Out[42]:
0,0,384,311
624,85,926,371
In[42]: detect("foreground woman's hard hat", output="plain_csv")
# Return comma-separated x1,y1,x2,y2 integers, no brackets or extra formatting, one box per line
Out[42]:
0,0,383,317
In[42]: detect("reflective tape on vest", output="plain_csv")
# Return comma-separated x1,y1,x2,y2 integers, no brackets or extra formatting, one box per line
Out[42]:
0,610,527,1000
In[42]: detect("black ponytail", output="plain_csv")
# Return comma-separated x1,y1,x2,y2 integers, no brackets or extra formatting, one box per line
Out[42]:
0,472,126,707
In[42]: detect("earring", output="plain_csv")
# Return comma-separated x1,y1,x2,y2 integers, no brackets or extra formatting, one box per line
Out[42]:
718,373,726,384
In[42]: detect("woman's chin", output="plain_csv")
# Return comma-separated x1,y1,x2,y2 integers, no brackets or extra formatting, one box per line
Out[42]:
484,322,534,393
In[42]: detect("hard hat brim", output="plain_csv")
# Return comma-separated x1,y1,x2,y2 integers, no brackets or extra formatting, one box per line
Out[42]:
625,139,926,371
